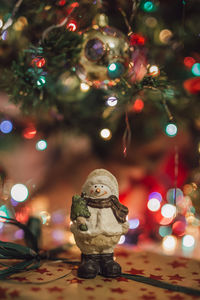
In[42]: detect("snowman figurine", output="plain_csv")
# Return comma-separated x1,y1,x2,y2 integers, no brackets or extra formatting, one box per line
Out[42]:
70,169,129,279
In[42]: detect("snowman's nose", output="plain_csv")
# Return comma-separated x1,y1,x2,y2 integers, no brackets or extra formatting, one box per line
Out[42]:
96,188,101,193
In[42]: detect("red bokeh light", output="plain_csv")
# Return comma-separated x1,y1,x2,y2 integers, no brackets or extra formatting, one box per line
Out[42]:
172,220,186,236
132,99,144,112
184,56,196,68
130,33,146,46
23,126,37,139
31,57,46,68
58,0,66,6
67,20,77,32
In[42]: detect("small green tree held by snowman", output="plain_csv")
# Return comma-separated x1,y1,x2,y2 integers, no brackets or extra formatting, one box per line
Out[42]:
70,169,129,279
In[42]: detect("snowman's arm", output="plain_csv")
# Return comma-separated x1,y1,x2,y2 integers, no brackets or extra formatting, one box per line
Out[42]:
122,221,129,234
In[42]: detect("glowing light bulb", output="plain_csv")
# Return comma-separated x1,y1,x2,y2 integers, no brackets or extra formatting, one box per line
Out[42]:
118,235,126,244
11,184,29,202
100,128,112,140
0,19,3,29
192,63,200,76
80,82,90,92
108,42,115,48
147,198,161,212
106,96,118,107
162,235,177,251
141,1,156,12
149,65,159,76
159,29,173,44
0,120,13,134
132,99,144,112
108,62,124,79
0,209,7,223
39,211,51,225
182,235,195,248
36,140,47,151
23,126,37,139
165,123,177,137
161,204,176,218
108,63,117,72
32,57,46,68
129,218,140,229
67,20,77,32
37,75,46,87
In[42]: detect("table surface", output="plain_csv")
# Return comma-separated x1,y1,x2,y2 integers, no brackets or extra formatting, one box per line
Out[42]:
1,245,200,300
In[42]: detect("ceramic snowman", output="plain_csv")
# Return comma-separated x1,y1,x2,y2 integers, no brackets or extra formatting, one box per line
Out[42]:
70,169,129,279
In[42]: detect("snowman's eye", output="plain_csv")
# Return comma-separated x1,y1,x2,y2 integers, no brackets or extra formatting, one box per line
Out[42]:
101,185,103,188
94,185,97,188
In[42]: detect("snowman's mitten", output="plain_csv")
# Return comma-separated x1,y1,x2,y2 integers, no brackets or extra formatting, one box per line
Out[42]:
79,224,88,231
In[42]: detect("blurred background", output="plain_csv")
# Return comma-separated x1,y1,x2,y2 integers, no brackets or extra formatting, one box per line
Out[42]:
0,0,200,258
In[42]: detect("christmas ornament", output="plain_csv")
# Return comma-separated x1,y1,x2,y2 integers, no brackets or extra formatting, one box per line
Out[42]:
70,169,129,279
76,14,130,88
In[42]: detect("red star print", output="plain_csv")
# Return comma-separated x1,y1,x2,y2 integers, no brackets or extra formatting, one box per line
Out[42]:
126,267,145,275
31,287,41,292
35,268,49,274
102,278,112,282
0,287,7,299
47,287,63,292
144,260,149,264
110,288,126,294
47,273,53,276
37,278,43,281
67,277,84,284
57,269,64,272
115,250,129,257
115,276,129,282
9,290,20,298
126,262,132,265
192,272,198,275
85,287,94,291
96,285,102,287
154,268,161,271
168,274,184,281
141,295,156,300
168,294,185,300
87,297,95,300
12,276,28,282
140,288,147,291
150,274,163,280
168,261,187,268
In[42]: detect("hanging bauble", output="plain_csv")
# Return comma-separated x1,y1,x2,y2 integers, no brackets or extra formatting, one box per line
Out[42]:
76,14,130,88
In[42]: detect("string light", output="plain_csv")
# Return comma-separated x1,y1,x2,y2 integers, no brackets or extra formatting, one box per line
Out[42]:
80,82,90,92
107,62,124,79
192,63,200,76
132,99,144,112
165,123,177,137
162,235,177,251
147,198,161,212
23,126,37,139
100,128,112,140
161,204,176,218
39,211,51,225
67,20,77,32
32,57,46,68
0,120,13,134
159,29,173,44
36,140,47,151
37,75,46,87
141,1,156,12
11,184,29,202
184,57,196,68
149,65,159,76
106,96,118,107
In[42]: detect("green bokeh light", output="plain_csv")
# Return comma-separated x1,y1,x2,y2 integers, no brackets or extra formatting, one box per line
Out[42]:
141,1,156,12
192,63,200,76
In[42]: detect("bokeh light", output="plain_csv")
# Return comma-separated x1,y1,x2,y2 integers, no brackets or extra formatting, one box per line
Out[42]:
32,57,46,68
39,211,51,225
147,198,161,212
182,234,195,248
108,62,124,79
161,204,176,218
172,220,186,236
165,123,177,137
149,65,159,76
145,17,157,28
132,99,144,112
0,206,8,223
184,57,196,68
192,63,200,76
37,75,46,87
100,128,112,140
159,226,172,237
11,184,29,202
23,126,37,139
67,20,77,31
129,218,140,229
159,29,173,44
36,139,47,151
162,235,177,251
141,1,156,12
80,82,90,92
106,96,118,107
0,19,3,28
167,188,183,204
0,120,13,134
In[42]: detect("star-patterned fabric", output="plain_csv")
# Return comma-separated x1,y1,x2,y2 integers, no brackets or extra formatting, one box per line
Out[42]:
0,247,200,300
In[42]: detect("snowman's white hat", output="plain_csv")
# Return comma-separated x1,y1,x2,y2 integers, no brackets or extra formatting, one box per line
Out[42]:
82,169,119,198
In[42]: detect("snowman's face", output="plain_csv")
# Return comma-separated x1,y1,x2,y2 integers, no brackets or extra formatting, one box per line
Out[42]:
88,184,112,199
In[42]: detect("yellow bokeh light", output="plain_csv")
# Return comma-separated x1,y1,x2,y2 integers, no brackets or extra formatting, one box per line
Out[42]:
162,235,177,251
100,128,112,140
149,65,159,76
159,29,173,44
80,82,90,92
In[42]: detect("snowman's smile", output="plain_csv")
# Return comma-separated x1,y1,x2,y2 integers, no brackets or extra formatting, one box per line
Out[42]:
94,191,108,198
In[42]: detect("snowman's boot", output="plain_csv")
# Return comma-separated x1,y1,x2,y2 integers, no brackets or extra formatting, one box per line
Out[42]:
100,253,121,278
77,253,101,279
